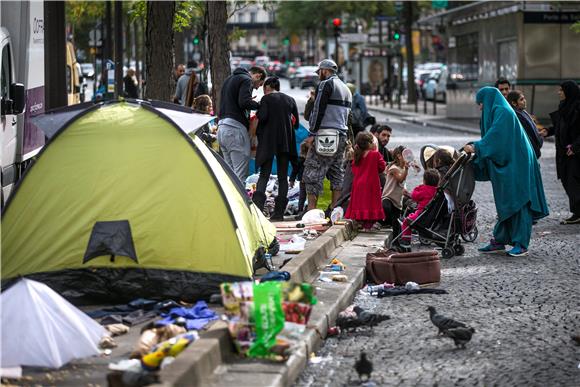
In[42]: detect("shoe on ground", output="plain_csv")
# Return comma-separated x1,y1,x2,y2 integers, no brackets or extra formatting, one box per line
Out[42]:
478,240,505,253
399,240,411,248
560,214,580,225
506,244,529,257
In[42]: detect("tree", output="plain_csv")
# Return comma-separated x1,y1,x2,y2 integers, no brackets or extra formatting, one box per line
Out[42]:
144,1,175,100
206,1,230,115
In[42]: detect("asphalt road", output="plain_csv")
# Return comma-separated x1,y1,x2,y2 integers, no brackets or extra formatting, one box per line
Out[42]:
294,118,580,386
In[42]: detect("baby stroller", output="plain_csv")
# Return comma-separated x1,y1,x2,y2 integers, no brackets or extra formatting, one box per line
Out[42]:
387,145,478,259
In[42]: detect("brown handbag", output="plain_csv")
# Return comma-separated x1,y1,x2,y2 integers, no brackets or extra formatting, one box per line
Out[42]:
366,249,440,285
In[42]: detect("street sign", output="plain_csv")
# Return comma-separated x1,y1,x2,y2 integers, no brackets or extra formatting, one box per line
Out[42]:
338,33,367,43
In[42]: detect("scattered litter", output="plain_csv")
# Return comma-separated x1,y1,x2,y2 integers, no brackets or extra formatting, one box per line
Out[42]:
405,281,420,290
109,359,142,372
105,323,130,336
302,209,328,225
319,276,333,283
309,355,333,364
327,326,341,336
331,275,348,282
280,235,306,252
103,349,113,356
330,207,344,224
99,336,118,349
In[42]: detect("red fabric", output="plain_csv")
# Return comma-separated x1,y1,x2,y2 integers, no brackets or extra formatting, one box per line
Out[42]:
345,150,386,221
402,184,438,239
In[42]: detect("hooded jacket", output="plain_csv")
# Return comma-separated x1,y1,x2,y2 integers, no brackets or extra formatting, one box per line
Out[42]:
218,68,259,129
473,87,549,222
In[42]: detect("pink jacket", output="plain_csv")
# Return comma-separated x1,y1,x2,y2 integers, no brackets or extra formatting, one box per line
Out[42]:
411,184,438,213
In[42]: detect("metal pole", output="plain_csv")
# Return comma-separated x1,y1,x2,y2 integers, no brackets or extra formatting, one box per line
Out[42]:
334,35,339,73
433,95,437,115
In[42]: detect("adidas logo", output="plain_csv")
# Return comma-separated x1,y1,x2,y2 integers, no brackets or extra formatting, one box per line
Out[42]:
319,137,335,148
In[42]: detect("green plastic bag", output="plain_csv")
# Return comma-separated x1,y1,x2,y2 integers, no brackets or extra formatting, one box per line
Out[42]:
247,281,285,358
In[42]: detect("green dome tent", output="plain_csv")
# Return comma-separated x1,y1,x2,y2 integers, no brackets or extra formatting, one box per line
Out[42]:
1,100,277,301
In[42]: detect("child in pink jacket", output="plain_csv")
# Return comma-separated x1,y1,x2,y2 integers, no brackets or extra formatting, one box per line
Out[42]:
401,169,440,247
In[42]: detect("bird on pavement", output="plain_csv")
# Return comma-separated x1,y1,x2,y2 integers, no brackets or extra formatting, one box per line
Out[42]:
354,351,373,381
442,327,476,349
354,306,390,326
427,306,467,335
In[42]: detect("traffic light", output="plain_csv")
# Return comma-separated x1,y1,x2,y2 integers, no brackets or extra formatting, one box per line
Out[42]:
193,36,200,45
393,30,401,41
332,18,342,37
282,36,290,46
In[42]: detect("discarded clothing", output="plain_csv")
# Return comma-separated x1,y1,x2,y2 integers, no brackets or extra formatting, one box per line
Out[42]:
87,298,181,326
260,271,291,282
156,301,218,330
376,287,448,298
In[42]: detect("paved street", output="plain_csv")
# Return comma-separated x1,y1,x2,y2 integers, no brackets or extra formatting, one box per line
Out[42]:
296,120,580,386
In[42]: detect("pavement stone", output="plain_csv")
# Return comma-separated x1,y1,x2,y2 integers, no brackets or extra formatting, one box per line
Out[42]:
295,123,580,387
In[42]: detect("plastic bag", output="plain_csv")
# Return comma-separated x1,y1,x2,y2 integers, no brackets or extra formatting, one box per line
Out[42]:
330,207,344,224
247,282,285,358
301,209,327,225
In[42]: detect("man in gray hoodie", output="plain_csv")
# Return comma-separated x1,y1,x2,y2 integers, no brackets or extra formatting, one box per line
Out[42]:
173,60,197,105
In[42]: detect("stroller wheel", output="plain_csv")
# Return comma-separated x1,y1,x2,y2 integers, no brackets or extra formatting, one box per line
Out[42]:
462,227,479,243
454,244,465,256
441,247,455,259
419,236,431,246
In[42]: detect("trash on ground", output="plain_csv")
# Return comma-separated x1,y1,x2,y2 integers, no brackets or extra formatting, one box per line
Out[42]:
280,235,306,252
220,281,317,361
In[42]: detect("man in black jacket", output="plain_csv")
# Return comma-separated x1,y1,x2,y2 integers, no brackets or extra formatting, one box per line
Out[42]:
217,66,266,183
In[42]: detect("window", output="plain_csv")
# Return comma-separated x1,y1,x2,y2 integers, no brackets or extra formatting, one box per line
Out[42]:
1,43,12,102
498,40,517,80
449,33,478,81
250,12,257,23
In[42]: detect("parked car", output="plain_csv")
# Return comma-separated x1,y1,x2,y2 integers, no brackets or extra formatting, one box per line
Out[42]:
424,67,448,102
80,63,95,79
289,66,319,89
254,55,270,67
266,61,283,76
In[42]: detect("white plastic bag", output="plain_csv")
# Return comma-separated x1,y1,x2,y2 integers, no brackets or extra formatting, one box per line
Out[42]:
301,209,326,225
330,207,344,224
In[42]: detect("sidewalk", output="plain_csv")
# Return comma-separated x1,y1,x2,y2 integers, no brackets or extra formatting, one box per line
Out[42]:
364,97,480,135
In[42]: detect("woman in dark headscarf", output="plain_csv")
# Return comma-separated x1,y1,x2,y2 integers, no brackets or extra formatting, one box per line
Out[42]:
540,80,580,224
463,87,549,257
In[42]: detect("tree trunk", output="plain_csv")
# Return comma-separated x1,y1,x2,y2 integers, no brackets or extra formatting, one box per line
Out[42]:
144,1,175,100
404,1,417,104
44,1,67,110
206,1,230,116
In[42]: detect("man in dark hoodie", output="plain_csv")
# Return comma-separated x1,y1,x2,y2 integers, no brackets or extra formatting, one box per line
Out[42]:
217,66,266,183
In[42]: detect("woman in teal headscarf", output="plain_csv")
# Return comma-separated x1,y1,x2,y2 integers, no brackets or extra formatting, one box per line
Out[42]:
463,87,549,257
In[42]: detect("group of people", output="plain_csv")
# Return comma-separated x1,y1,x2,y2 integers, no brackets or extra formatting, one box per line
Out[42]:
196,54,578,257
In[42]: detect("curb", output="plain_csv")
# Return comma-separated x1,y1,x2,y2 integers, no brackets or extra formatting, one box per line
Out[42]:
156,224,361,387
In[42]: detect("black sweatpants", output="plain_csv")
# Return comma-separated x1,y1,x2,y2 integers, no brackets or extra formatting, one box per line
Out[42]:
382,198,402,239
256,153,290,203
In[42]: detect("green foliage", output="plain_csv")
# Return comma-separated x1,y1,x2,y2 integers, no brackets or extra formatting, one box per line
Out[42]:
128,0,204,31
572,21,580,33
276,1,396,34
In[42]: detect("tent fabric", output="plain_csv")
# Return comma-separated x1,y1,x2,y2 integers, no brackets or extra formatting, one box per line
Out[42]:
2,101,276,301
0,279,105,368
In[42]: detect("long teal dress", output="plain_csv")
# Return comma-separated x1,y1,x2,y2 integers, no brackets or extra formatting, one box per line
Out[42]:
472,87,549,249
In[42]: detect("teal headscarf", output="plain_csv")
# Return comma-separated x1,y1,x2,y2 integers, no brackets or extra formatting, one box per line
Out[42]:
473,87,549,221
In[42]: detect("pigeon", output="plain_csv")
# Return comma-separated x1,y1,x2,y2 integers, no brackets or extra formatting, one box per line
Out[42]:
354,306,390,326
442,327,476,349
354,351,373,381
337,306,390,331
427,306,467,335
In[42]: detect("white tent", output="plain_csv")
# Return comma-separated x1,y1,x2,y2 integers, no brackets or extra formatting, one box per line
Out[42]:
1,279,106,369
